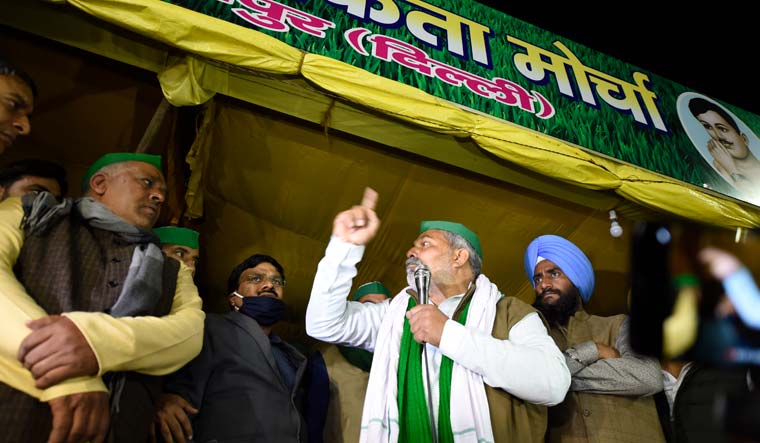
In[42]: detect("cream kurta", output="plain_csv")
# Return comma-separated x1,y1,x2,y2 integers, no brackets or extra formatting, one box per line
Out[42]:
0,197,204,401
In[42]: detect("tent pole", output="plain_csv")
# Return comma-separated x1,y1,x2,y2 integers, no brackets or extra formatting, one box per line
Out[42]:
136,97,172,153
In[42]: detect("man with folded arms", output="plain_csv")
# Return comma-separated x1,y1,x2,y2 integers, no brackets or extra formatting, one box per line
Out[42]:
525,234,664,443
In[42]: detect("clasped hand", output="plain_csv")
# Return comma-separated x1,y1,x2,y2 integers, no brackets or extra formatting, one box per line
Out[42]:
18,314,99,388
18,315,106,443
406,304,448,347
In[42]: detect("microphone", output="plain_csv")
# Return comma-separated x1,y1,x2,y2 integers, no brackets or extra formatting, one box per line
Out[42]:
413,263,438,443
414,264,431,305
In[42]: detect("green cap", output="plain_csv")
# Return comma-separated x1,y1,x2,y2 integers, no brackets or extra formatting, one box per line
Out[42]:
352,281,390,301
420,220,482,259
154,226,200,249
81,153,162,191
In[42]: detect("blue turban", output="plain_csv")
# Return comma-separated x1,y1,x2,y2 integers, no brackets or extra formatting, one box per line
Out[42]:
523,235,595,303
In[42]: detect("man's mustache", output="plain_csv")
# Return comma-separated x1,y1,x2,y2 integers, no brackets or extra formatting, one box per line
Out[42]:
405,257,423,270
540,288,560,298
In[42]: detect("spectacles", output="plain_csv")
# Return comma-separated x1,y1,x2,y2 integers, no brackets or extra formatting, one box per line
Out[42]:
244,273,286,288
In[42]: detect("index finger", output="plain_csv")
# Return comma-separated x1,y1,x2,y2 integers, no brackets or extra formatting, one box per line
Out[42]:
360,187,378,211
167,414,189,443
169,401,195,440
49,406,73,443
25,314,60,330
178,409,194,440
406,304,424,318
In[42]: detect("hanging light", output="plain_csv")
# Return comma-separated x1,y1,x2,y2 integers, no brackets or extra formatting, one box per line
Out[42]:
609,210,623,238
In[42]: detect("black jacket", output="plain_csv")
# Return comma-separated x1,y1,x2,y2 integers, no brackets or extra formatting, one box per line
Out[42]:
165,311,309,443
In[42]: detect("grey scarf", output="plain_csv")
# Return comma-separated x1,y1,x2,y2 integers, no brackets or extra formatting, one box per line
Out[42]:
21,193,165,317
22,193,168,414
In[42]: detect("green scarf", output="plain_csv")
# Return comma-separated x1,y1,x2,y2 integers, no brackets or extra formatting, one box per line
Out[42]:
397,297,472,443
338,345,373,372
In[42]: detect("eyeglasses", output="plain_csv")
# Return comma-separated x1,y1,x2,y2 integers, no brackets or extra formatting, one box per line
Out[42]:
244,273,286,288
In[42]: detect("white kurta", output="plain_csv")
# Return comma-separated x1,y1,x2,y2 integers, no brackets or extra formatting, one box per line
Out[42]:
306,236,570,417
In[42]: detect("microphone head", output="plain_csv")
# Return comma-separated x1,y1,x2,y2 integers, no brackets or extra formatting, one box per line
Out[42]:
414,264,431,279
414,264,431,304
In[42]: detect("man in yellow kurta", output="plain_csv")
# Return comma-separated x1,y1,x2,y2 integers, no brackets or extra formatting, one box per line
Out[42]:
0,153,204,443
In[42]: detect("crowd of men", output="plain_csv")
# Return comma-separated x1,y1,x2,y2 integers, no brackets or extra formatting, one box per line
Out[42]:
0,55,757,443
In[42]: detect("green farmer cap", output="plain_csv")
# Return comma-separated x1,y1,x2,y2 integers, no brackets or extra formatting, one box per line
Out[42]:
81,152,162,191
419,220,482,259
154,226,200,249
352,281,391,301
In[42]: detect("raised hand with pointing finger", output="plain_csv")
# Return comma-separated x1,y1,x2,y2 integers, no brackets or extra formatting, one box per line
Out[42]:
332,187,380,246
308,198,571,442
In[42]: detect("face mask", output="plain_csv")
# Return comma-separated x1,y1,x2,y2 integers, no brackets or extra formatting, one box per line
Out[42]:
233,291,286,326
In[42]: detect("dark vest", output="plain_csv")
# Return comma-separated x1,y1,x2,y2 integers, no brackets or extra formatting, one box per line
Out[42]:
0,210,178,443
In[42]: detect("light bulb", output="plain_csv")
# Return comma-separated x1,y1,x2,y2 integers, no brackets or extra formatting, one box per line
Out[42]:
610,220,623,238
608,210,623,238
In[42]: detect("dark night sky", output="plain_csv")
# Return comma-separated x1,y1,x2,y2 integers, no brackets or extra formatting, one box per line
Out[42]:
474,4,759,116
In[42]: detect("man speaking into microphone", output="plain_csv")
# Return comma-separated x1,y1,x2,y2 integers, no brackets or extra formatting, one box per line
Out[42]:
306,188,570,443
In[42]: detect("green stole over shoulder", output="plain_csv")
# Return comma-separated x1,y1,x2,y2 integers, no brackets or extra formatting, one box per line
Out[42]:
397,296,473,443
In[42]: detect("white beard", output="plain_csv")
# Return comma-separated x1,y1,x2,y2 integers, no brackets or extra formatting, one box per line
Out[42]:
406,270,415,289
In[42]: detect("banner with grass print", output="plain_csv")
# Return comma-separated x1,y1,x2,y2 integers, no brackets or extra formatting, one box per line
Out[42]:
164,0,760,207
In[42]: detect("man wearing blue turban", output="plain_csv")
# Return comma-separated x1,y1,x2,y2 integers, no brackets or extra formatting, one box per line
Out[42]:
524,234,665,443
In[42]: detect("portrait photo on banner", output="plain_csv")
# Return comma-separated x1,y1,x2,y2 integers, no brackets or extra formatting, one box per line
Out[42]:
677,92,760,204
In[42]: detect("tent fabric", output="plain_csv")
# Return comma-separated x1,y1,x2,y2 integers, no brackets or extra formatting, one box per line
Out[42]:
60,0,760,229
472,120,622,191
64,0,304,74
184,100,217,220
597,159,760,226
158,55,217,106
194,100,634,338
